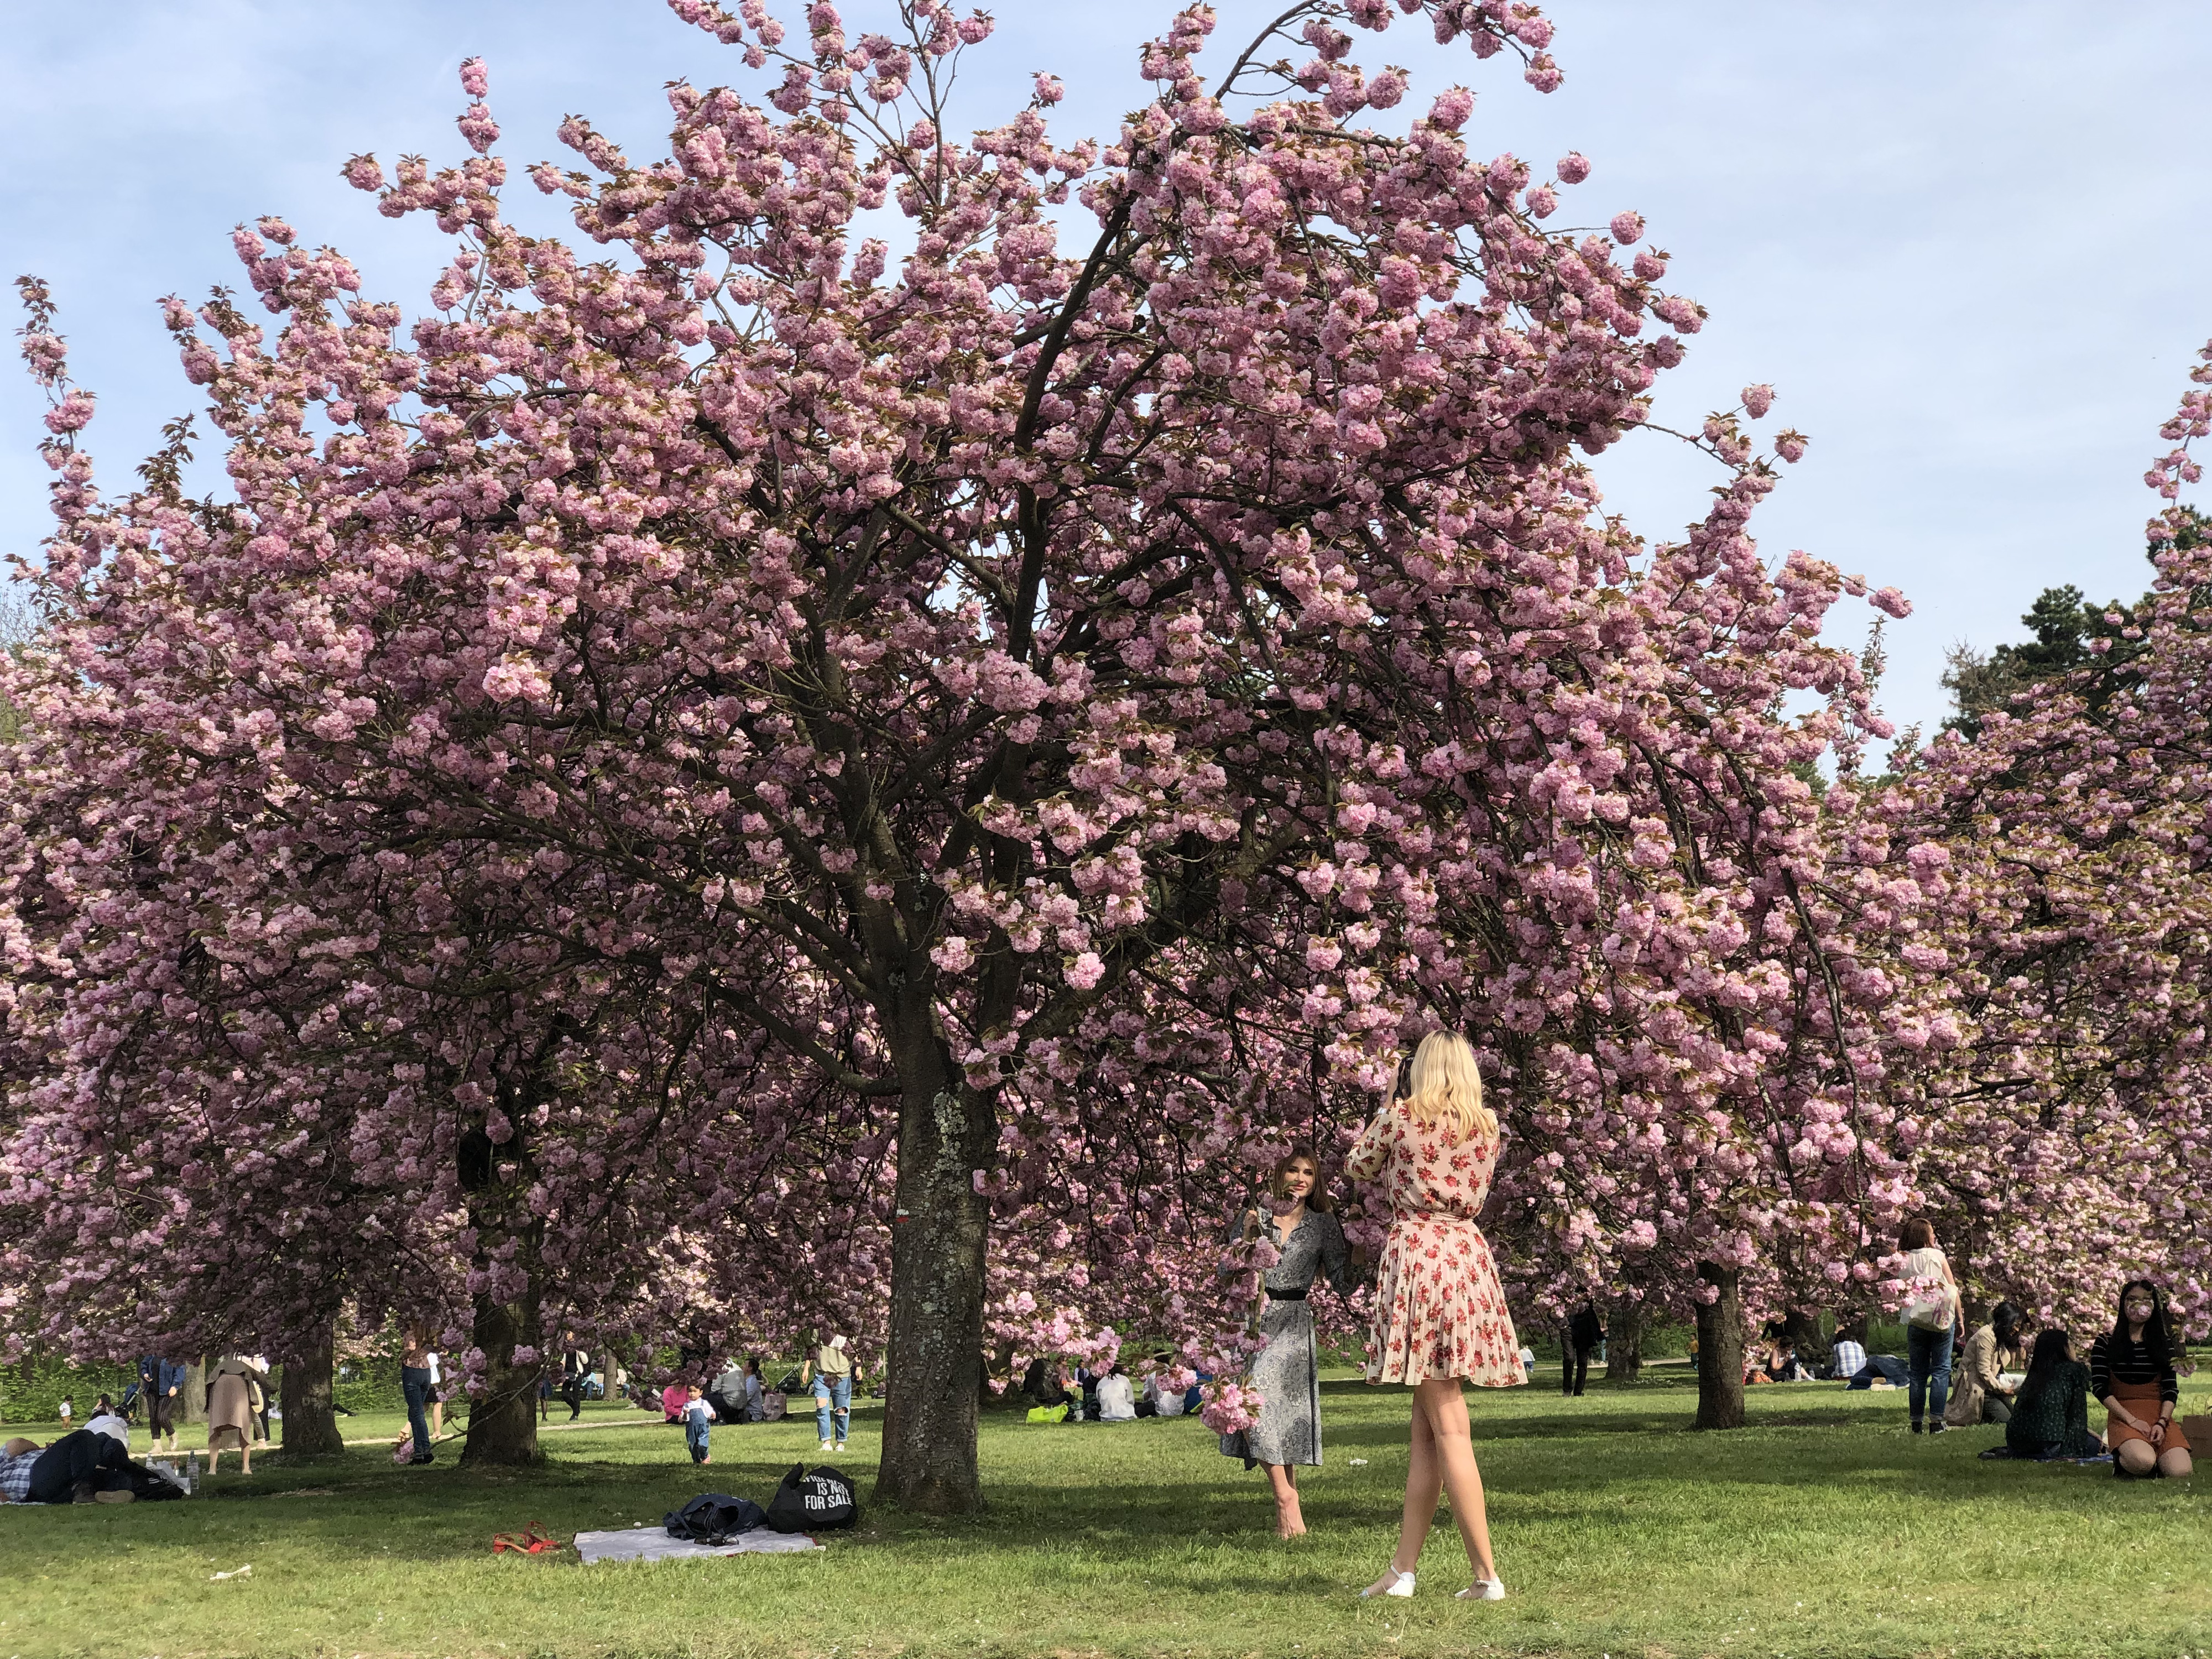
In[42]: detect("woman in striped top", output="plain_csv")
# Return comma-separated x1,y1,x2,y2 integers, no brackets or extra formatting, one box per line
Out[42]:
2090,1281,2192,1479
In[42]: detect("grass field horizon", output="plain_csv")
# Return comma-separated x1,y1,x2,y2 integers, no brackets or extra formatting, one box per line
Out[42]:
4,1364,2206,1659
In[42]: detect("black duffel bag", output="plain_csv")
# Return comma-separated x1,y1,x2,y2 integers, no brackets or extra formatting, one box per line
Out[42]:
764,1462,857,1532
664,1491,767,1543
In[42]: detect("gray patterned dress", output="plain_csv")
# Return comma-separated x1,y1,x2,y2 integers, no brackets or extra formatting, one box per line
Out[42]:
1219,1206,1354,1468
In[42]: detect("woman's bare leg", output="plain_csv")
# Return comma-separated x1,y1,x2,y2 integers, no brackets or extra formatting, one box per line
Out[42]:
2158,1447,2193,1478
2117,1439,2157,1475
1363,1387,1442,1594
1418,1378,1498,1584
1265,1462,1306,1537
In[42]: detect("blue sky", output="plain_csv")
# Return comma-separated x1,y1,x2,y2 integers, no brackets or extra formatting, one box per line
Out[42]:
6,1,2207,749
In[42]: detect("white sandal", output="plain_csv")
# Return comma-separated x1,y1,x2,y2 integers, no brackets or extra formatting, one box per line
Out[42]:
1456,1578,1506,1601
1360,1569,1417,1599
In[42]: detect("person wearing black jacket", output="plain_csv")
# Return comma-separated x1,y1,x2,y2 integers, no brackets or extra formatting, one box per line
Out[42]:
1563,1303,1604,1397
560,1333,591,1421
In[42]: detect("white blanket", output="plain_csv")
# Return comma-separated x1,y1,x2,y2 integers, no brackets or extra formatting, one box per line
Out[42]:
573,1526,823,1564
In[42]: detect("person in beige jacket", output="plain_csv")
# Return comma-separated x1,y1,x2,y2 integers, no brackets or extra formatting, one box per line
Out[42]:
206,1354,269,1476
1945,1302,2026,1427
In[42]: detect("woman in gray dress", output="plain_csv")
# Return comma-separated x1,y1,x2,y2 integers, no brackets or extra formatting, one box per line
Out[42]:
1221,1145,1358,1537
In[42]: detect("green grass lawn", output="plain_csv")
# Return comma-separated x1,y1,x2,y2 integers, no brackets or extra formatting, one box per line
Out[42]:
4,1366,2206,1659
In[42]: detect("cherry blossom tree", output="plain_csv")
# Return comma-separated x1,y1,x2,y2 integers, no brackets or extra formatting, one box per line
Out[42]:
1855,347,2212,1343
2,0,1924,1504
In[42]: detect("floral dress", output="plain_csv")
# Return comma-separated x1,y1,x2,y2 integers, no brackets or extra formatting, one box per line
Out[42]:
1344,1103,1523,1387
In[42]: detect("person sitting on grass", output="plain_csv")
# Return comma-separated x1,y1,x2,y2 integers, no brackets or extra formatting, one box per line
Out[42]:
2004,1329,2105,1461
1140,1353,1187,1418
1828,1322,1867,1382
1945,1301,2026,1427
2091,1281,2192,1479
743,1357,765,1422
1094,1363,1136,1422
1743,1338,1776,1385
1832,1314,1907,1388
1021,1357,1072,1413
85,1397,131,1450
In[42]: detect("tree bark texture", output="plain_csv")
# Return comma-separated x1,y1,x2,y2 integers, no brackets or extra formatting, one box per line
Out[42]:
182,1354,208,1424
1693,1262,1745,1430
877,1034,997,1512
278,1321,345,1457
460,1284,544,1467
456,1083,547,1468
1605,1296,1644,1384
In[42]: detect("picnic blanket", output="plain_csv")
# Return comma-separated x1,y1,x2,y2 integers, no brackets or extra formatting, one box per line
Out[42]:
573,1525,823,1565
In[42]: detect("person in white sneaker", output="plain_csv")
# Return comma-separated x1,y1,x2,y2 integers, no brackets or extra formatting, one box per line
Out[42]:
802,1335,855,1451
1347,1033,1517,1604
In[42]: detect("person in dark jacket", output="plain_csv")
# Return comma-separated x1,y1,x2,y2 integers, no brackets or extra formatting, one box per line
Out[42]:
1563,1303,1604,1397
2005,1329,2104,1460
560,1333,592,1421
138,1357,187,1454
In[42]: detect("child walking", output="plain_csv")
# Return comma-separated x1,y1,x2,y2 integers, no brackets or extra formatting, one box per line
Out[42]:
682,1383,713,1466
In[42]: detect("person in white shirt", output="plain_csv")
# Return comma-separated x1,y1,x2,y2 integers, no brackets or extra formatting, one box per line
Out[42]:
743,1357,765,1423
1142,1364,1187,1417
1095,1365,1137,1422
85,1396,130,1450
1518,1345,1536,1384
681,1383,714,1465
427,1352,445,1441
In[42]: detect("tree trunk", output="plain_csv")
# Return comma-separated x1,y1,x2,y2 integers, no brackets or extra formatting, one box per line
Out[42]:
1605,1296,1644,1383
279,1321,345,1457
455,1097,546,1468
1782,1306,1825,1361
183,1354,208,1424
460,1282,544,1467
877,1031,997,1513
1693,1262,1745,1430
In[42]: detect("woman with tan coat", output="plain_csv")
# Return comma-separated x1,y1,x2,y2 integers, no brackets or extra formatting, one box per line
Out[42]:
1944,1302,2026,1427
206,1354,268,1477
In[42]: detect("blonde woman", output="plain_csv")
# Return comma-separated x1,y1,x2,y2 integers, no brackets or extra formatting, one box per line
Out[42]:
1345,1031,1522,1603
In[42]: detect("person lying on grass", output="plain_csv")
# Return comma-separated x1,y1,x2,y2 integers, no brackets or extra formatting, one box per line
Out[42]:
1,1431,142,1503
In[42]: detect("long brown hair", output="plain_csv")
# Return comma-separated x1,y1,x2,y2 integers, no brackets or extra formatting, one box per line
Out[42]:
1268,1145,1333,1214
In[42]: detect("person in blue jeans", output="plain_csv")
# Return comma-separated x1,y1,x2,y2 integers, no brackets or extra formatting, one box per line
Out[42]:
801,1335,856,1452
1896,1218,1960,1434
681,1383,714,1465
399,1324,435,1465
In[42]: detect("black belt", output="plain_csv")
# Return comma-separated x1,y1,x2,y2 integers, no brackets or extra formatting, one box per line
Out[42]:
1265,1286,1308,1301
